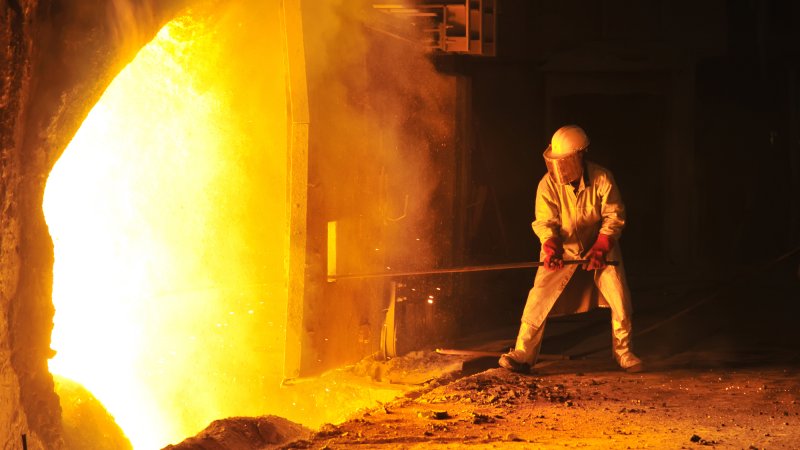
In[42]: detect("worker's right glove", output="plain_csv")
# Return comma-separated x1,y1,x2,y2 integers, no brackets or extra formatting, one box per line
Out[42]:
542,237,564,270
585,233,613,270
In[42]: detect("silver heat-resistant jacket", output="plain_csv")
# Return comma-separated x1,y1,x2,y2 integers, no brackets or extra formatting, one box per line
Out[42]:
521,161,633,327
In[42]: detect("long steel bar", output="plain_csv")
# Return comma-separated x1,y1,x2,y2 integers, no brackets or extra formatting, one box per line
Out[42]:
330,259,618,281
435,348,569,361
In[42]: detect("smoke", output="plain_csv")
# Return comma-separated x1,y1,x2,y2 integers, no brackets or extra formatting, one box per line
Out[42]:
105,0,158,57
303,0,457,273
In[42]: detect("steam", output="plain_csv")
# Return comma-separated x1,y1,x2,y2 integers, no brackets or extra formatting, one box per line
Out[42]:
304,0,456,274
106,0,157,55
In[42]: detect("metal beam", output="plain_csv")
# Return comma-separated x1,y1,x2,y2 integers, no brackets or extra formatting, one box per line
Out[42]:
282,0,310,381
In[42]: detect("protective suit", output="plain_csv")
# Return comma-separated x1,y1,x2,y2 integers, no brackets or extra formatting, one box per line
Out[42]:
499,125,642,373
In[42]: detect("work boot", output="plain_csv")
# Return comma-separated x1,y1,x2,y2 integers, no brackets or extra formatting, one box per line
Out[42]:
625,362,644,373
617,350,644,373
498,352,531,374
610,315,643,372
612,330,643,372
498,321,544,374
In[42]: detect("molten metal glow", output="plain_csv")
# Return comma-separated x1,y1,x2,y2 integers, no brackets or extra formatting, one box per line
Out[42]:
44,5,290,448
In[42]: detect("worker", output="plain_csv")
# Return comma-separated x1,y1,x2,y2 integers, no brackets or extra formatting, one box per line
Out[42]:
498,125,643,374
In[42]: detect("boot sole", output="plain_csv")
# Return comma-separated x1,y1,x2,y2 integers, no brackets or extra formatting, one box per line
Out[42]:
498,355,531,374
625,363,644,373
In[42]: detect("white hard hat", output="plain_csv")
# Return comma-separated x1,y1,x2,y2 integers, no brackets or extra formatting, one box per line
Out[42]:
551,125,589,156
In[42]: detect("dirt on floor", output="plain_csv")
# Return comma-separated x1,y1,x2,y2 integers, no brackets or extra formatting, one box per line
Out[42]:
166,354,800,450
278,357,800,450
168,262,800,449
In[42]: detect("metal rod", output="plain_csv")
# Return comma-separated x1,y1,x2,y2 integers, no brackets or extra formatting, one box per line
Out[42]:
330,260,619,281
436,348,570,361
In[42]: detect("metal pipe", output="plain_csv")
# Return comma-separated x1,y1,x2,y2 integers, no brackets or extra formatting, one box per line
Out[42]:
436,348,569,361
380,281,398,359
330,259,619,281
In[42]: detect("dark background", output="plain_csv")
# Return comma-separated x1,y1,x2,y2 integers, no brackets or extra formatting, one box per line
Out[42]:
424,0,800,340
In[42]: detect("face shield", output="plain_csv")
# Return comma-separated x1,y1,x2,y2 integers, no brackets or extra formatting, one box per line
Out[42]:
543,145,585,185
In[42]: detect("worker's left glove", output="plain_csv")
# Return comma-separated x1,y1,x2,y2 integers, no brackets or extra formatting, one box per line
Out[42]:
585,234,614,270
542,237,564,270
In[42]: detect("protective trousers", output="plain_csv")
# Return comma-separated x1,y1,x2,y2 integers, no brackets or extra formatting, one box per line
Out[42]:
512,262,641,369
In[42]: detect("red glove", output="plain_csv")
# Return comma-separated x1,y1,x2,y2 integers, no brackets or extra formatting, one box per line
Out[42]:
542,237,564,270
586,234,614,270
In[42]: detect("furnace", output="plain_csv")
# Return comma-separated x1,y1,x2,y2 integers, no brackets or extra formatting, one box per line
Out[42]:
22,0,460,447
43,3,297,447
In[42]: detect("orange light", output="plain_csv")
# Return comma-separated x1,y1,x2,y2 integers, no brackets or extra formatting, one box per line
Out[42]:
44,5,290,447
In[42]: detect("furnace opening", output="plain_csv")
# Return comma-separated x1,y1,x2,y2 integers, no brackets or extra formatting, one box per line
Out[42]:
43,4,291,448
